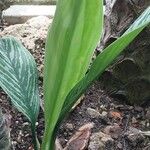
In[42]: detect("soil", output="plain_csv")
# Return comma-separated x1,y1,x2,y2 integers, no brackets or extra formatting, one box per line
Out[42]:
1,81,150,150
0,17,150,150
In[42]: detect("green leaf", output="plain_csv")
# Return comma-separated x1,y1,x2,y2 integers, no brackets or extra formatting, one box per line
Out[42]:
0,37,40,125
43,0,103,149
59,7,150,123
0,109,10,150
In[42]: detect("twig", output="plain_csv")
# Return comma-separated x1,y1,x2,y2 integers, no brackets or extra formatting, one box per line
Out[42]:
122,114,130,150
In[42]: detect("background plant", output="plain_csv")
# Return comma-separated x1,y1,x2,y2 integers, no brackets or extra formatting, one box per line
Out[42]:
0,37,40,149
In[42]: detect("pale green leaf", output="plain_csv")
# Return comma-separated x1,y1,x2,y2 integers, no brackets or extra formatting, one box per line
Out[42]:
60,6,150,123
43,0,103,149
0,37,40,124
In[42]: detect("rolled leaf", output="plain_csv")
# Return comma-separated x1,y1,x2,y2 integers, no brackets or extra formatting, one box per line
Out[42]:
0,37,40,125
43,0,103,149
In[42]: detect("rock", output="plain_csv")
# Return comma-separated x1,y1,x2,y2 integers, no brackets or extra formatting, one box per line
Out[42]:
65,123,74,130
146,122,150,127
0,16,52,79
131,117,138,124
117,142,123,149
103,124,122,139
22,122,29,126
3,5,56,24
88,132,114,150
125,127,145,146
145,109,150,120
100,111,108,118
140,121,146,126
35,122,39,126
134,106,143,112
100,105,107,111
55,138,63,150
86,108,100,118
15,121,19,124
1,16,51,50
88,140,104,150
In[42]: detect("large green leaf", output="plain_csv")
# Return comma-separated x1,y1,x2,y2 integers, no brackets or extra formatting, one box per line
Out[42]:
0,37,40,125
59,6,150,123
43,0,103,149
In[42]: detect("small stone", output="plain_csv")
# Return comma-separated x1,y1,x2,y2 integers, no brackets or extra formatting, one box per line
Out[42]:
88,133,105,150
25,134,29,137
100,105,106,110
101,111,108,117
17,130,23,142
55,138,63,150
103,124,122,139
129,106,134,110
101,136,114,143
117,142,123,149
88,140,104,150
140,121,146,126
12,141,17,146
127,133,145,146
79,111,82,114
134,106,143,112
88,132,114,150
65,123,74,130
86,108,100,118
146,122,150,127
23,122,29,126
132,117,138,124
35,122,39,126
15,121,19,124
146,110,150,119
126,127,145,146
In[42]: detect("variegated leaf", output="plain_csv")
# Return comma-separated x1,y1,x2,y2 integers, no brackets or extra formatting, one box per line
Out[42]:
0,37,40,124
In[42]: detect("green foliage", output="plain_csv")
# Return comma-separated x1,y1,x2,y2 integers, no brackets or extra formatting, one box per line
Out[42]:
0,109,10,150
43,0,103,149
58,6,150,125
0,37,40,124
0,37,40,149
0,1,150,150
43,4,150,149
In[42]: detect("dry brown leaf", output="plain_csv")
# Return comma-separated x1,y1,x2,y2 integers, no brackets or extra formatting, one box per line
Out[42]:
72,95,85,110
109,111,122,119
64,123,94,150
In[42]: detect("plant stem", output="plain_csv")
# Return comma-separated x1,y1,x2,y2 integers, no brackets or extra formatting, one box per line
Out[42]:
41,126,56,150
31,123,40,150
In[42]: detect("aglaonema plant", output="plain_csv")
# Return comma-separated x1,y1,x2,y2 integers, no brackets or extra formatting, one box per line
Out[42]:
0,0,150,149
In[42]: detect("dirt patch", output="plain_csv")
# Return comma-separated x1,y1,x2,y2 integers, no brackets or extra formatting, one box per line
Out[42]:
1,81,150,150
